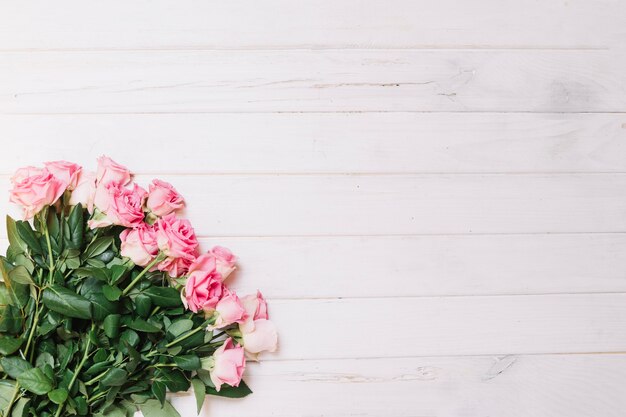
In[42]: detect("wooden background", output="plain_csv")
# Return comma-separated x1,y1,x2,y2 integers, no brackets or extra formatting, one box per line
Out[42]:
1,1,626,415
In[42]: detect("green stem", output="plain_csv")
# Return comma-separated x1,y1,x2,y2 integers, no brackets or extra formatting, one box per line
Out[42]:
54,324,94,417
165,325,205,348
3,382,21,417
121,256,162,296
24,288,42,362
44,227,55,284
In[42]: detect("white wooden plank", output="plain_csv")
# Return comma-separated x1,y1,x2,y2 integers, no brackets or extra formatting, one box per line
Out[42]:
3,174,626,236
3,233,625,299
268,294,626,359
2,50,625,113
166,355,626,417
2,113,626,174
0,0,623,50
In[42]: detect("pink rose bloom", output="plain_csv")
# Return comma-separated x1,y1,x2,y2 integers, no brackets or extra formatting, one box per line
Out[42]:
69,171,96,211
155,214,198,277
9,167,66,219
96,155,131,186
240,319,278,358
241,291,269,323
44,160,82,190
89,183,147,229
211,291,247,329
120,223,158,267
184,266,224,313
210,338,246,391
146,179,184,217
190,247,237,282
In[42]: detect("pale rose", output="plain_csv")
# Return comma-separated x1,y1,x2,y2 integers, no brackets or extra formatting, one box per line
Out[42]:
96,155,131,186
210,246,237,280
69,171,96,211
240,319,278,358
184,267,224,313
120,223,158,267
211,292,247,329
88,183,147,229
147,179,184,217
210,338,245,391
158,256,194,279
9,167,66,219
156,214,198,259
242,291,268,322
44,160,82,190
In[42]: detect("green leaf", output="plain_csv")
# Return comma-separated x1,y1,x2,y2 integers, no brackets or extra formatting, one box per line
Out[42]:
206,380,253,398
173,354,201,371
166,319,193,340
48,387,69,404
191,378,205,414
151,380,166,407
0,304,24,334
102,285,122,302
6,216,27,253
144,286,183,307
35,352,55,369
1,261,29,309
0,336,22,355
103,314,121,339
11,396,30,417
126,317,161,333
83,237,114,260
80,279,119,321
42,285,92,319
156,369,190,393
17,367,53,395
101,368,128,387
67,204,84,249
15,221,42,255
0,380,16,410
0,356,32,379
134,294,152,318
8,265,34,286
139,399,182,417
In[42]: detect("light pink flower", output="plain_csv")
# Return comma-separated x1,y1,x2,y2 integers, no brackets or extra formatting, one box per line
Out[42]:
189,247,237,283
89,183,147,228
120,223,159,267
146,179,184,217
210,338,246,391
44,161,82,190
211,291,247,329
69,171,96,211
184,256,224,312
240,319,278,359
155,214,198,277
242,291,269,322
9,167,66,219
96,155,131,186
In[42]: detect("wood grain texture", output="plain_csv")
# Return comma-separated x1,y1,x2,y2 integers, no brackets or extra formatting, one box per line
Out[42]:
165,354,626,417
268,294,626,359
2,113,626,174
2,50,625,113
0,0,624,50
3,174,626,236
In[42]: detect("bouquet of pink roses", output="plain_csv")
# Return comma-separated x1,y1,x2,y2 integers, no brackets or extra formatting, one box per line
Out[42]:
0,157,277,417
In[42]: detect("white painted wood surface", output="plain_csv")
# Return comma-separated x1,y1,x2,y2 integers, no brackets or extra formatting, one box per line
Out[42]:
1,1,626,416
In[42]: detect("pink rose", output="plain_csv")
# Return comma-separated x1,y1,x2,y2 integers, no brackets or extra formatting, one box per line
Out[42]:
120,223,158,267
89,183,147,229
211,291,247,329
210,246,237,280
9,167,66,219
155,214,198,277
184,256,224,312
147,179,184,217
240,319,278,359
209,338,245,391
241,291,268,323
69,171,96,211
189,247,237,283
44,160,82,190
96,155,131,186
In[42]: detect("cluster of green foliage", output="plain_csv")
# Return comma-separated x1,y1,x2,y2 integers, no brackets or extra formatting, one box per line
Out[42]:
0,204,250,417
